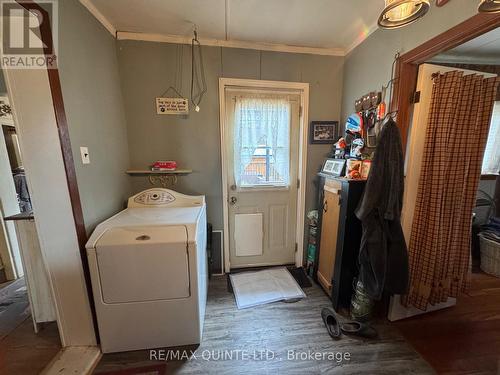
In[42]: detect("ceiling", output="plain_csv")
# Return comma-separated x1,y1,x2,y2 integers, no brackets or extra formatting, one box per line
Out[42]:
83,0,386,54
431,27,500,64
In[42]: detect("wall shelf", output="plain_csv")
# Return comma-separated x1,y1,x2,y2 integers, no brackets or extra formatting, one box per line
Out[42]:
126,169,192,175
126,169,192,187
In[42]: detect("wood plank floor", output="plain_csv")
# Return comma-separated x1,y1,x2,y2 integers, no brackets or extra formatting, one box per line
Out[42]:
0,278,30,339
0,278,61,375
94,276,432,374
0,319,60,375
394,272,500,375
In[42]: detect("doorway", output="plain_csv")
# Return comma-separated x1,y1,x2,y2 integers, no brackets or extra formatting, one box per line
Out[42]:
0,78,61,375
388,19,500,374
389,62,498,321
219,79,309,272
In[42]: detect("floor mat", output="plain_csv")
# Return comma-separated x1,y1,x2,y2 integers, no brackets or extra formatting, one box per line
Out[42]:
229,267,305,309
288,266,312,288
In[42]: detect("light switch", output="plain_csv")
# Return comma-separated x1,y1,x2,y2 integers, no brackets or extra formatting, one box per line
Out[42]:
80,147,90,164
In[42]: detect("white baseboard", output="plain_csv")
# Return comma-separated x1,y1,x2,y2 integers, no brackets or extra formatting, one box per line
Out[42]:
41,346,102,375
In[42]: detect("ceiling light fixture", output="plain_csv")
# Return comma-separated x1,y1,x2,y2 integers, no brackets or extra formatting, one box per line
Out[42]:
378,0,430,29
478,0,500,13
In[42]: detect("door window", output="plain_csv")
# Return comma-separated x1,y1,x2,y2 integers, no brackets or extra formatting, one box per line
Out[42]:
233,97,291,187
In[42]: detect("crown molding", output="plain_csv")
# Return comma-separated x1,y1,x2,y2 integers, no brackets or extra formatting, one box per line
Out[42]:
79,0,116,36
116,31,345,56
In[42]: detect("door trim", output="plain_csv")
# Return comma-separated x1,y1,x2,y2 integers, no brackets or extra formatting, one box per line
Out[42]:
218,78,309,273
392,12,500,154
2,0,98,346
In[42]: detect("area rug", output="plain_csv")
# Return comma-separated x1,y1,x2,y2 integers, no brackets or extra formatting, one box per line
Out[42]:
229,267,305,309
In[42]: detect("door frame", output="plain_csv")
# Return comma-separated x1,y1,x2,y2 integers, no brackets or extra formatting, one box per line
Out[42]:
219,78,310,273
392,12,500,152
2,0,98,347
388,13,500,320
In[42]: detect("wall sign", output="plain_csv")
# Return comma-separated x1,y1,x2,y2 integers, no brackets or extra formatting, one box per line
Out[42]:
436,0,451,6
156,97,189,115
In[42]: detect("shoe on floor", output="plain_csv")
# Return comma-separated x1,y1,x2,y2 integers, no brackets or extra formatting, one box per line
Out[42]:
340,320,378,339
321,307,341,339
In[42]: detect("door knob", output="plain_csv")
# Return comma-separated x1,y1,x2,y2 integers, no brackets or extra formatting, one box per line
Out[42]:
229,196,237,205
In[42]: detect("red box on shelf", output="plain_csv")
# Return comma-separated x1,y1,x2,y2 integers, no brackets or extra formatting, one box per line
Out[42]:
151,160,177,170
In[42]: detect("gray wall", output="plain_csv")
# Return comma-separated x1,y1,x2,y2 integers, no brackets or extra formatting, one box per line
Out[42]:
58,0,131,233
0,69,6,93
341,0,478,123
117,41,344,230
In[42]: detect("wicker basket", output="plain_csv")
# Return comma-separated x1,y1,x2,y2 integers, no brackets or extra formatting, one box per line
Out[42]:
479,234,500,277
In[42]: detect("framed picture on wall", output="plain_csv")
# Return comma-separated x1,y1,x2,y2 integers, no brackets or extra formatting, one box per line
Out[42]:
310,121,338,144
321,158,345,177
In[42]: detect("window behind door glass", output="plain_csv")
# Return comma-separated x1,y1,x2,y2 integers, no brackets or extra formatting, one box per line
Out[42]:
234,97,291,187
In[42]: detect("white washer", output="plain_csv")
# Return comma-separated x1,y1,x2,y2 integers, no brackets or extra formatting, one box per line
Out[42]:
85,188,207,353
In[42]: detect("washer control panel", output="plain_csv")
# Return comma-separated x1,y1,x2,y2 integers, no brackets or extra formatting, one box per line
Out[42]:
132,189,176,206
127,188,205,208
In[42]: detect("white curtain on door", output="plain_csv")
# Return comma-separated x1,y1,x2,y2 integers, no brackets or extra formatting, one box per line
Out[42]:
234,96,291,187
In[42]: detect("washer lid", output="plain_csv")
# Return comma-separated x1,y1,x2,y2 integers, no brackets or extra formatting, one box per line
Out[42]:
85,205,205,250
95,225,190,304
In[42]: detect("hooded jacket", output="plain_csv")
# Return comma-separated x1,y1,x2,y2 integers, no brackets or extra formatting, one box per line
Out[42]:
355,117,409,300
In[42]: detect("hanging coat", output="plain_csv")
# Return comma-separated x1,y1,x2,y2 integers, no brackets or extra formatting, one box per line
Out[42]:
355,117,409,300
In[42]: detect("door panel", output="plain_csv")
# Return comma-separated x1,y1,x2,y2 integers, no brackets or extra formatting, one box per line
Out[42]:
234,213,263,256
317,189,340,293
269,204,288,249
225,90,300,268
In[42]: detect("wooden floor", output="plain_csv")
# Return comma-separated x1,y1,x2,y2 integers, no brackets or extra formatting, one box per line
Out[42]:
394,272,500,375
0,278,30,339
94,276,432,374
0,278,61,375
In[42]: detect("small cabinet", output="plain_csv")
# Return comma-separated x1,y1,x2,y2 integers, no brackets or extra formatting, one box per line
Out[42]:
317,180,341,294
4,213,57,332
315,174,365,309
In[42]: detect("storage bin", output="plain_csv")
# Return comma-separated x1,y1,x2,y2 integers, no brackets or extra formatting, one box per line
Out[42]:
479,234,500,277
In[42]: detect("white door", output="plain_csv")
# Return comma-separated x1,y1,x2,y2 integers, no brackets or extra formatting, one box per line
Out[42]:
224,90,300,268
388,63,496,321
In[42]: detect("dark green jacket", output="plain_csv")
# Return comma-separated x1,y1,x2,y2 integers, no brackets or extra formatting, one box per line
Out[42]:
355,117,409,300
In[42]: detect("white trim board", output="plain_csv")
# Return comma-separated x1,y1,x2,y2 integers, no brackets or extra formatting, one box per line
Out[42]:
117,32,345,56
41,346,101,375
79,0,116,36
218,78,309,273
4,60,96,347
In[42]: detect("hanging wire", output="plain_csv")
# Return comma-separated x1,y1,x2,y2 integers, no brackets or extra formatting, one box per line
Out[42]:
174,43,184,95
159,44,185,99
191,28,207,112
384,51,401,119
160,86,184,99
